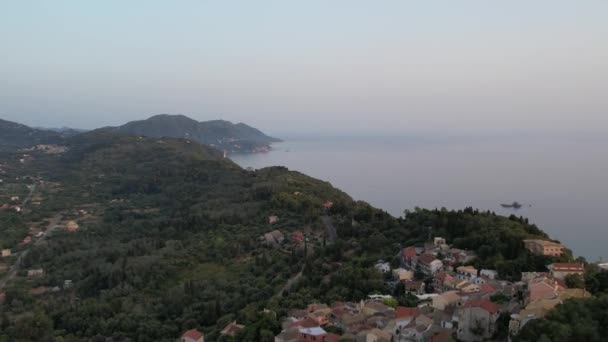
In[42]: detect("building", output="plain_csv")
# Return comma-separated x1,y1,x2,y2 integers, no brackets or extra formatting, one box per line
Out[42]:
393,268,414,281
66,220,79,232
457,300,500,341
269,216,280,224
523,239,565,256
456,266,478,280
402,247,417,269
220,321,245,337
1,249,11,257
432,291,461,311
404,280,426,295
547,263,585,280
417,253,443,276
27,269,44,278
299,327,328,342
181,329,204,342
480,269,498,280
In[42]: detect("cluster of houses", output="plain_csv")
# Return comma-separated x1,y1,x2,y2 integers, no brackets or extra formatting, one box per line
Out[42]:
1,195,22,212
178,321,245,342
273,236,593,341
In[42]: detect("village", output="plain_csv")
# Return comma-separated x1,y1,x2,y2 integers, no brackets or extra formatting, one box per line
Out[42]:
265,236,590,342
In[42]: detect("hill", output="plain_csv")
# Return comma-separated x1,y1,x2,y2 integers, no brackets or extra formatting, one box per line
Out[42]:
113,114,281,153
0,118,67,150
0,129,565,341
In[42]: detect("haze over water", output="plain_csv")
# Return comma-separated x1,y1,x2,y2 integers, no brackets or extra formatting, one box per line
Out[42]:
232,134,608,262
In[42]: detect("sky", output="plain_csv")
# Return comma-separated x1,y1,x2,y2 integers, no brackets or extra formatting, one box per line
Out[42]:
1,1,607,136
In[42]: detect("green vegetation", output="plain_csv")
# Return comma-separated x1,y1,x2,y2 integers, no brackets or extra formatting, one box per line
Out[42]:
516,295,608,342
114,114,281,153
0,126,582,341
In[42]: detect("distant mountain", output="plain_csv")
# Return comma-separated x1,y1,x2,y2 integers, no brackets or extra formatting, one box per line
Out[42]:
0,118,68,150
36,126,88,136
113,114,281,153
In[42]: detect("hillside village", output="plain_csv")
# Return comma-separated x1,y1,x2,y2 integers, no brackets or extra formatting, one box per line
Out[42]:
270,237,591,342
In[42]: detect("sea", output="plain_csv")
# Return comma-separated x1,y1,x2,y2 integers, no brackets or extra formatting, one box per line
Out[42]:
230,134,608,261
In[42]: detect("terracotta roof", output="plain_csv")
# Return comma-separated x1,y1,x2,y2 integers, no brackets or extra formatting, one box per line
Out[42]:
418,253,438,265
221,321,245,336
463,299,499,314
403,247,417,258
405,280,424,290
181,329,204,340
479,283,497,295
395,307,420,319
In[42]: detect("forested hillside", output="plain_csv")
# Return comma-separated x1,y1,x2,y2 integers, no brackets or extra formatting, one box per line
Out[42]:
0,130,566,341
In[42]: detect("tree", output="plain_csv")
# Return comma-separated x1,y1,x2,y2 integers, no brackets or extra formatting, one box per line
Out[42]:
565,274,585,289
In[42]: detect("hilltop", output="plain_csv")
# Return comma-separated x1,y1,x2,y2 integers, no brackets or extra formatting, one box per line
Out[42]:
112,114,281,153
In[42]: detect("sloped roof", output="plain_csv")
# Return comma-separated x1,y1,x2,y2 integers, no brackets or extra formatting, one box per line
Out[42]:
182,329,204,340
463,299,499,314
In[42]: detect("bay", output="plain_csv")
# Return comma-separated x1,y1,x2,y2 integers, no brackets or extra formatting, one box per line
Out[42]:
231,134,608,261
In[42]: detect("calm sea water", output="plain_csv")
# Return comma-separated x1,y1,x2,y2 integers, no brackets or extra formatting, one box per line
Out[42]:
231,134,608,261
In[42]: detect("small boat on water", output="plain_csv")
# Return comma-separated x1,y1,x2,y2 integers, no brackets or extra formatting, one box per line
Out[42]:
501,201,523,209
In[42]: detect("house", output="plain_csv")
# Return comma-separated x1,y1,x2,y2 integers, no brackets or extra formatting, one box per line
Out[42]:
480,269,498,280
456,266,478,280
432,291,461,311
404,281,426,295
457,300,500,341
322,201,334,209
269,216,280,224
402,247,417,268
356,328,392,342
299,327,328,342
374,260,391,273
363,301,392,316
523,239,565,256
27,269,44,278
433,272,455,292
528,277,565,302
180,329,204,342
547,263,585,280
66,220,79,232
22,236,32,244
395,307,420,329
510,288,590,335
262,230,285,246
417,253,443,276
434,237,447,246
293,231,304,245
220,321,245,337
1,249,11,257
393,268,414,281
456,281,480,294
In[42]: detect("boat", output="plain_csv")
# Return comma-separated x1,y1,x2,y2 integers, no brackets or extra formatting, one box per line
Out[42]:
501,201,523,209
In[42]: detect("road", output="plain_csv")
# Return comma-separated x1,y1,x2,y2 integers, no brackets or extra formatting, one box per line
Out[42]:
21,183,37,207
0,212,63,290
275,266,304,298
322,215,338,242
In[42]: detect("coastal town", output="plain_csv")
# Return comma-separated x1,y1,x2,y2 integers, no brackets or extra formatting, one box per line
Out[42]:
265,237,591,342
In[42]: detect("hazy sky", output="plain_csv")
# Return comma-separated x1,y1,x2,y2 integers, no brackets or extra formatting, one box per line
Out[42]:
1,1,606,135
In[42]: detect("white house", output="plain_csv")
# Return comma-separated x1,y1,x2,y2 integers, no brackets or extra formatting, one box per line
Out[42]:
480,269,498,280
